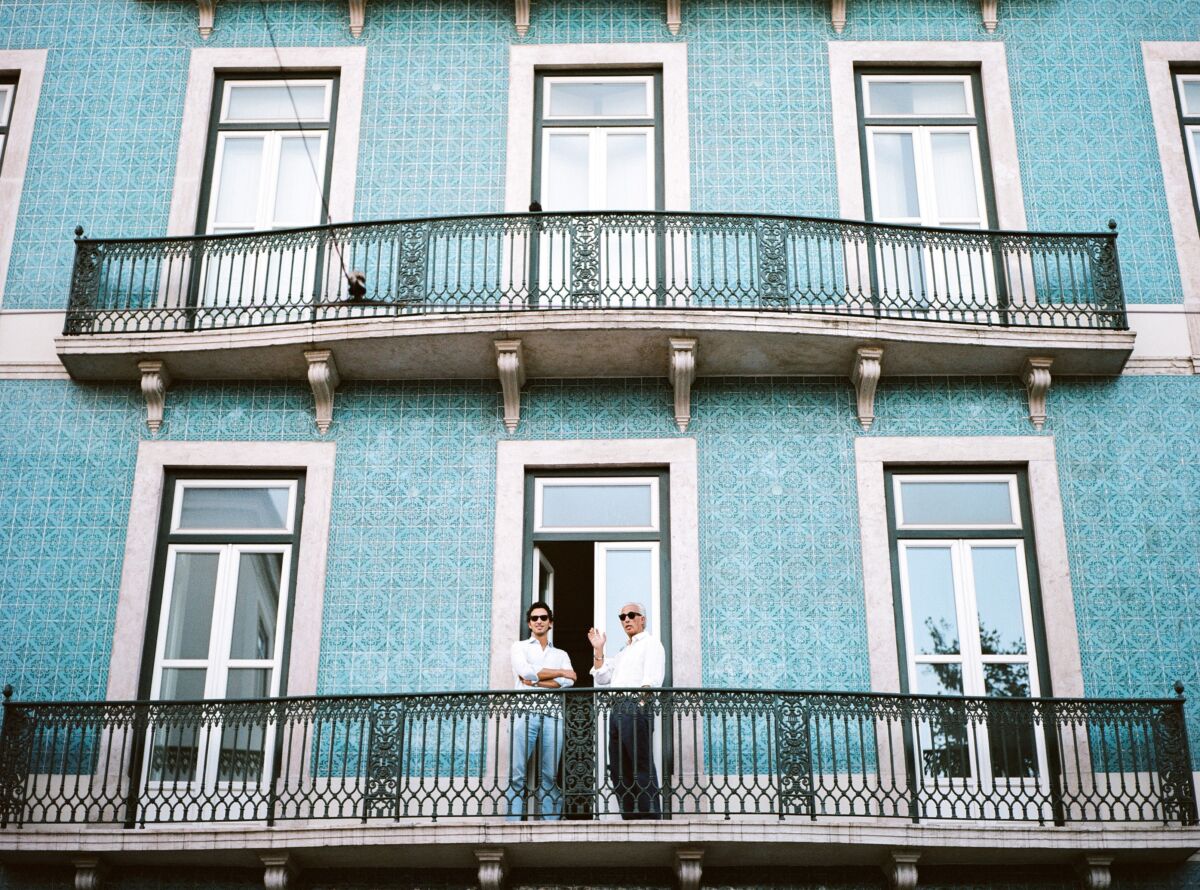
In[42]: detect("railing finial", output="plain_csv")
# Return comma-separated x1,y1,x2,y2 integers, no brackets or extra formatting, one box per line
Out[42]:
2,683,11,701
1174,679,1185,698
1107,218,1118,231
74,225,84,240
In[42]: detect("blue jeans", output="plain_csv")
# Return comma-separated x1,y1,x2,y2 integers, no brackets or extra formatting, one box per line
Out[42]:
506,713,564,821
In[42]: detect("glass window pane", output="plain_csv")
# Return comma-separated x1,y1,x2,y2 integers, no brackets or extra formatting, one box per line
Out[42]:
916,663,962,695
543,133,590,211
605,133,650,209
225,83,328,122
604,548,654,645
868,80,969,116
225,667,273,699
212,137,264,228
1181,79,1200,116
150,668,206,781
871,132,920,218
541,483,653,528
160,667,208,699
273,136,323,226
930,133,981,221
899,479,1014,526
0,86,11,126
905,547,960,655
548,81,648,118
162,553,220,660
229,553,283,659
178,486,291,530
970,546,1027,655
984,663,1030,698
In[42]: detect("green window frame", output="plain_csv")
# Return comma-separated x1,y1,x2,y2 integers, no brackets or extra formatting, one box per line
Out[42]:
0,77,16,174
1172,65,1200,236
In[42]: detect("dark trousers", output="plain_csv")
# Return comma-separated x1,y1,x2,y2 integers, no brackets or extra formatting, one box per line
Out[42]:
608,703,661,820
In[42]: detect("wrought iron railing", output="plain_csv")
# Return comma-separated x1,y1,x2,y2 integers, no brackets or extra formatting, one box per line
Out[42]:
62,212,1127,335
1,686,1191,828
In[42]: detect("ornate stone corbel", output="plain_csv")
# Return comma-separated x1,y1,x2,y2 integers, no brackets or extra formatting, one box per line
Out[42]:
348,0,365,37
72,857,106,890
666,0,682,34
1022,356,1053,431
261,853,299,890
495,340,526,433
831,0,848,33
514,0,530,37
675,849,703,890
883,850,920,890
980,0,999,32
304,349,340,435
1075,855,1114,890
476,848,507,890
137,360,171,434
668,337,697,433
196,0,216,38
850,346,883,431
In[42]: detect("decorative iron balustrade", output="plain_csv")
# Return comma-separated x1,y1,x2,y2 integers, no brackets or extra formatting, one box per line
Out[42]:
63,212,1127,335
1,686,1191,828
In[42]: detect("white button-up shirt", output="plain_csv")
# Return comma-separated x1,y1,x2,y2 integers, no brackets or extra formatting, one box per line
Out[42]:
590,631,666,688
510,636,574,690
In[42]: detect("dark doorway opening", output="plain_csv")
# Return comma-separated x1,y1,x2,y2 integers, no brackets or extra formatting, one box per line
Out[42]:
536,541,595,689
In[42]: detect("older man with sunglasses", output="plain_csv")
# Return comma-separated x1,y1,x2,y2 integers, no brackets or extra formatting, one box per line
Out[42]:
507,600,576,820
588,602,666,820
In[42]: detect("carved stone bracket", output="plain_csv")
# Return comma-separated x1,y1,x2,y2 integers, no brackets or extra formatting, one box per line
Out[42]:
348,0,365,37
980,0,999,32
675,849,703,890
831,0,848,32
476,848,507,890
304,349,341,435
72,857,106,890
883,850,920,890
1023,356,1053,430
850,346,883,431
668,337,697,433
137,360,171,434
261,853,299,890
1076,855,1114,890
196,0,215,38
496,340,526,433
514,0,530,37
666,0,682,34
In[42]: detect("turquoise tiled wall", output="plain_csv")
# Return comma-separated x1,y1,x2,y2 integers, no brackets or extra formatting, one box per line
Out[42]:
0,0,1195,308
1,375,1197,755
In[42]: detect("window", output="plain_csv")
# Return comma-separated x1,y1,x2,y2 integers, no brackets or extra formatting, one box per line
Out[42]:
1175,69,1200,232
0,78,14,172
886,469,1048,782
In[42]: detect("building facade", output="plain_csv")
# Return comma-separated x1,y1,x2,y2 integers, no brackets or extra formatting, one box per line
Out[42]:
1,0,1199,887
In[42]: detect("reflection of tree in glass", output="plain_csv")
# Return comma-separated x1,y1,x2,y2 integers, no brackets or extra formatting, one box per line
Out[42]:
920,621,1037,779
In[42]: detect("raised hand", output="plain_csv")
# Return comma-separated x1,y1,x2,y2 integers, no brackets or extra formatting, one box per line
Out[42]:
587,627,607,654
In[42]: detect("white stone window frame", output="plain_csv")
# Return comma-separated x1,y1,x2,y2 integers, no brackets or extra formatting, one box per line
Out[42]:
489,439,700,689
504,44,690,212
167,47,366,238
854,437,1084,699
0,50,48,308
1143,43,1200,365
829,42,1026,231
106,441,337,701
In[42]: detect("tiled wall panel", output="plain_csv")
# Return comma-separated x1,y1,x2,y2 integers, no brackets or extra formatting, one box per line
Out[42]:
0,0,1194,308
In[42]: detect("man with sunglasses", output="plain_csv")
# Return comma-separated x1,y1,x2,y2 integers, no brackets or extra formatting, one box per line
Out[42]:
588,602,666,820
507,600,576,820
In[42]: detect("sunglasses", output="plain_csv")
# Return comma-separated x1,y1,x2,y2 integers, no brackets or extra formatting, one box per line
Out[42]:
618,612,642,621
529,614,552,622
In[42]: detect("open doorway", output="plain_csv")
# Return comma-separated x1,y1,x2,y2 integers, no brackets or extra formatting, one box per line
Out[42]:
535,542,595,688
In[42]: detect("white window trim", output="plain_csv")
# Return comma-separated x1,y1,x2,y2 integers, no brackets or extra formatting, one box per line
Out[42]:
491,439,700,689
1143,42,1200,364
828,42,1027,231
505,44,690,212
534,475,660,533
892,472,1021,531
106,441,337,701
854,437,1084,699
166,48,366,238
0,50,48,308
171,478,299,534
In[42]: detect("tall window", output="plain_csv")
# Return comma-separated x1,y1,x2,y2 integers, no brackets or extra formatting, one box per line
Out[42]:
886,470,1048,781
144,475,304,703
1175,69,1200,232
0,78,15,172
